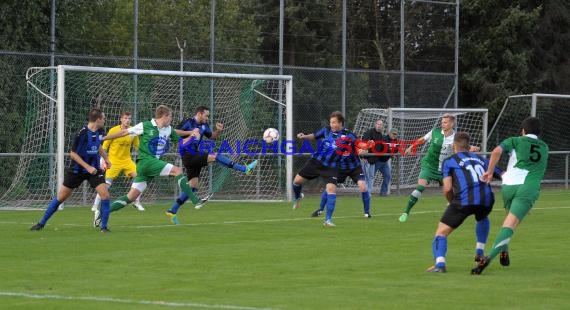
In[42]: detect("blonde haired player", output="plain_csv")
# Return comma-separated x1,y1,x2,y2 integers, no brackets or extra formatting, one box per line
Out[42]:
399,113,480,222
92,111,144,223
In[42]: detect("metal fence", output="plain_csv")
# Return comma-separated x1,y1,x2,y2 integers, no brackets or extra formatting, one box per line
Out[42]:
0,0,463,202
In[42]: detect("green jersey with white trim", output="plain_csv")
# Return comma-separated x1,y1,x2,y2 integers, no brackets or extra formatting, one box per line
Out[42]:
500,135,549,186
128,119,180,160
421,128,455,172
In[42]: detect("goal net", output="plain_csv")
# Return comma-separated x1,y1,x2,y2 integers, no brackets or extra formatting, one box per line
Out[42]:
0,66,292,208
488,93,570,184
352,108,488,190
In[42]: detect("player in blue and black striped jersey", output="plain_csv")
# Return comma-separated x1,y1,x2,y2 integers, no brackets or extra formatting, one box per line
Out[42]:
311,149,371,218
426,132,502,273
165,106,257,224
30,108,112,232
292,111,355,227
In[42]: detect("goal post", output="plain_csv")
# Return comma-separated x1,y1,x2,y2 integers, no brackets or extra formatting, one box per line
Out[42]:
353,108,488,190
488,93,570,184
2,65,293,208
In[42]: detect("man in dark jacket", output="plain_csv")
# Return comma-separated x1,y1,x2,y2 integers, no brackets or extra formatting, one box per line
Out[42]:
362,119,398,196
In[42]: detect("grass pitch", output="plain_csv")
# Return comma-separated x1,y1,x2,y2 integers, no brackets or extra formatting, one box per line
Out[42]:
1,189,569,309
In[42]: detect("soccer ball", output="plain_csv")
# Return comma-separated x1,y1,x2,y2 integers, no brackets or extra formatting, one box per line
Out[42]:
263,128,280,143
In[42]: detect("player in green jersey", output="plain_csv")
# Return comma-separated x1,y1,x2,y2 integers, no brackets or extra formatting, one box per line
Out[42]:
399,113,480,222
399,114,456,222
97,105,200,225
472,117,549,275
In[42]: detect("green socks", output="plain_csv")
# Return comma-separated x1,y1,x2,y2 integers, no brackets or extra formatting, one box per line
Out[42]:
175,174,199,204
111,176,199,212
404,185,425,214
110,195,130,212
489,227,514,260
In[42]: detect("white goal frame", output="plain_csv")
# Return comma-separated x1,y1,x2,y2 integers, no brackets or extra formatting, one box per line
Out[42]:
53,65,294,202
488,93,570,186
352,107,488,191
488,93,570,140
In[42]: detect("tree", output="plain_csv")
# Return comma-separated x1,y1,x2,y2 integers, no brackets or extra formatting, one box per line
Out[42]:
0,1,51,194
527,1,570,93
0,0,50,52
241,0,341,67
459,1,542,119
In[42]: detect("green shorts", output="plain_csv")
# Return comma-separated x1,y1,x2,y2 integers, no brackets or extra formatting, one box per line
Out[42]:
418,165,443,184
134,158,169,182
501,184,540,221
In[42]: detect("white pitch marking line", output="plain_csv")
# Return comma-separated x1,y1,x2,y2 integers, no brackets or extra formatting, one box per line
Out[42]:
0,291,277,310
2,206,569,229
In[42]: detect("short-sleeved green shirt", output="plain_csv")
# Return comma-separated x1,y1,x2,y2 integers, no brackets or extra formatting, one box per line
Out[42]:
128,119,180,160
128,119,180,181
498,135,549,220
421,129,454,172
500,135,549,187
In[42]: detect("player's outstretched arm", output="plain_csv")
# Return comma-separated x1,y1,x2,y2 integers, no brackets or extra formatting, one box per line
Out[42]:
103,122,145,141
297,132,315,140
481,145,503,183
102,129,129,141
176,128,202,138
180,128,201,144
405,137,425,155
175,129,193,137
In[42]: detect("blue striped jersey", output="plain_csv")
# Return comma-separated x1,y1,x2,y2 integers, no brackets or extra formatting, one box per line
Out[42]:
177,117,213,155
340,151,362,171
441,152,494,207
70,125,105,174
313,127,356,168
340,132,361,171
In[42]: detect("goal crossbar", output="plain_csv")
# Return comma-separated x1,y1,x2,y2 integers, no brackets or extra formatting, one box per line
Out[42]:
55,65,294,202
0,65,296,207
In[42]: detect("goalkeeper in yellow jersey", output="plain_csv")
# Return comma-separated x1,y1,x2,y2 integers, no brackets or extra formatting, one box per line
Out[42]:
92,111,144,222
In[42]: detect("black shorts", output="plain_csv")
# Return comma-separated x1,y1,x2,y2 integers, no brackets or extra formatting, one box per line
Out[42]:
181,152,209,180
62,169,106,189
338,166,365,184
298,158,338,185
440,203,493,229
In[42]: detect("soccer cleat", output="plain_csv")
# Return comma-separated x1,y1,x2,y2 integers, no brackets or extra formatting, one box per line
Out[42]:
292,193,304,210
30,223,44,231
195,192,214,209
311,209,323,217
133,201,145,211
474,254,484,262
323,220,336,227
93,210,101,228
471,256,491,275
364,213,372,218
245,160,258,175
499,251,510,267
165,211,179,225
100,228,111,233
426,265,447,273
398,212,408,222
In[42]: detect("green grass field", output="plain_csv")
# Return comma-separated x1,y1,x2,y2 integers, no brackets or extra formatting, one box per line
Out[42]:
1,189,569,309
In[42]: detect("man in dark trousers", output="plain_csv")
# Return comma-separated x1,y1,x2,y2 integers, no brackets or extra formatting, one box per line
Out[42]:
362,119,397,196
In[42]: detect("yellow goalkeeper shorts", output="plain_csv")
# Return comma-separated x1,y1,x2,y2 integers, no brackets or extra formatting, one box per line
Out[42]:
105,160,137,179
